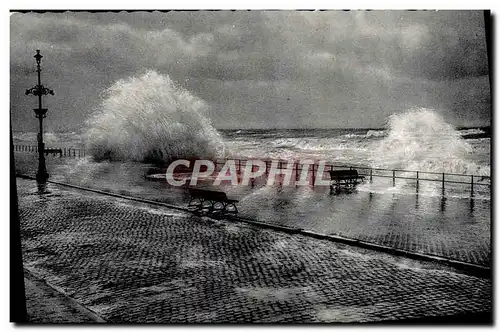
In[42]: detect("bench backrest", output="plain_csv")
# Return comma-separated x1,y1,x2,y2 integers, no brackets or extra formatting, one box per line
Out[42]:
189,188,228,201
329,169,359,179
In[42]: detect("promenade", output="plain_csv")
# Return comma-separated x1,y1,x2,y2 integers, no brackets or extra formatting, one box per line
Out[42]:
16,178,491,323
13,152,491,269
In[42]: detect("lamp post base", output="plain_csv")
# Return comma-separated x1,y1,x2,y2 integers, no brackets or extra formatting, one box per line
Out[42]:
36,171,49,184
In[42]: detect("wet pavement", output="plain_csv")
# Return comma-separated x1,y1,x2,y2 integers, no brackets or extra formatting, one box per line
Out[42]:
24,269,100,323
15,153,492,267
17,178,491,323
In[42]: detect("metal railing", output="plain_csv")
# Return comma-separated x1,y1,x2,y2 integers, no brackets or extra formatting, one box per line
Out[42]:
13,144,86,158
13,148,490,196
212,158,490,197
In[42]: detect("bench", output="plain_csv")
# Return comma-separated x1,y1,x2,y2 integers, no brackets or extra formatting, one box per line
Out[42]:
188,188,239,214
328,169,365,192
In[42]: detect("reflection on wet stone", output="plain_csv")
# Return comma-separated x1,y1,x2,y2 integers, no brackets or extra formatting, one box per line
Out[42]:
440,196,447,213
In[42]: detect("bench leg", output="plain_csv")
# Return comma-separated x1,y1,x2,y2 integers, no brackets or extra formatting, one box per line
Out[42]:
188,197,203,207
212,201,225,213
201,200,214,212
225,203,238,214
189,198,207,213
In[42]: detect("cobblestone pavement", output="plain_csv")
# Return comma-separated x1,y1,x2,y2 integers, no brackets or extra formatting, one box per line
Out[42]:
238,186,491,267
16,178,491,323
14,154,491,267
24,270,100,323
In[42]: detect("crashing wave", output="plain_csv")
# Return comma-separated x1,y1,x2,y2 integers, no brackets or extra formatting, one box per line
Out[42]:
371,107,490,176
85,70,226,164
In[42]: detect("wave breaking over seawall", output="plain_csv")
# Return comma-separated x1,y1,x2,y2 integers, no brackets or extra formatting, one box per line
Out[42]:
85,70,226,163
370,108,490,176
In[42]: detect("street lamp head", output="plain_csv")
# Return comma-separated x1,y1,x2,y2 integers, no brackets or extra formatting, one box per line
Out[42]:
34,50,43,65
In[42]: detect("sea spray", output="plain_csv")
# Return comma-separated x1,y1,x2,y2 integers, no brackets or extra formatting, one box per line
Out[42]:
85,70,226,163
371,108,490,176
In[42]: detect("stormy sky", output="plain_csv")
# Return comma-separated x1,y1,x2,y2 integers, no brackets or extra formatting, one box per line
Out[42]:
10,10,490,131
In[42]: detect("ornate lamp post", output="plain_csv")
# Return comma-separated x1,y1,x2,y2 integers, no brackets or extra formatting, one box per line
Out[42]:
25,50,54,184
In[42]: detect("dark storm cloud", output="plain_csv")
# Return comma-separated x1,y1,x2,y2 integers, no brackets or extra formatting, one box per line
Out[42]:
10,10,490,130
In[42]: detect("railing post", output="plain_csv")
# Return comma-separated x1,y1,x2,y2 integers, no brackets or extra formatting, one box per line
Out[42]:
295,162,299,182
78,149,81,158
441,173,445,195
370,169,373,183
392,170,395,186
237,159,241,173
471,175,474,197
63,148,66,157
416,171,419,193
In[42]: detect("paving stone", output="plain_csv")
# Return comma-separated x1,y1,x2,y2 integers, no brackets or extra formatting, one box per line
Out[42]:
16,179,491,323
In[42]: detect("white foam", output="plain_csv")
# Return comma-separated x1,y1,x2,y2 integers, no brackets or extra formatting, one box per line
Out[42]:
85,70,227,163
370,108,490,176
